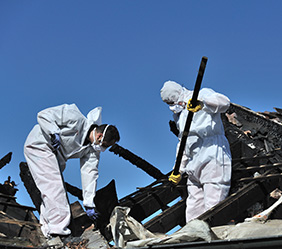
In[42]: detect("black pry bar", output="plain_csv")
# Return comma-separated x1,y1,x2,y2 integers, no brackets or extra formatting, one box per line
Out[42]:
173,56,208,175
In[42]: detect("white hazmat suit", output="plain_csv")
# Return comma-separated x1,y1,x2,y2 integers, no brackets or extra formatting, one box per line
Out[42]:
24,104,103,237
160,81,232,222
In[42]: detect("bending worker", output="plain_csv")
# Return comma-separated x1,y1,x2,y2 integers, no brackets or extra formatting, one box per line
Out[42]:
160,81,231,222
24,103,120,239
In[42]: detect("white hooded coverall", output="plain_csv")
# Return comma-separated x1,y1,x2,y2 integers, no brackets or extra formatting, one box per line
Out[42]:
160,81,232,223
24,104,102,237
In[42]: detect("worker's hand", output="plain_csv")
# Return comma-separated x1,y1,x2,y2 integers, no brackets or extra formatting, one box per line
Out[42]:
85,207,100,222
51,133,61,150
169,172,182,185
187,99,203,113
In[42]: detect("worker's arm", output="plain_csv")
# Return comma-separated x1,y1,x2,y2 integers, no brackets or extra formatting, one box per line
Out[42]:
199,88,230,114
80,150,100,208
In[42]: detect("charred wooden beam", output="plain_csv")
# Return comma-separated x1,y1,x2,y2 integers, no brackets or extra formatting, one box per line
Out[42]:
231,160,282,183
144,199,186,233
65,182,83,201
109,144,166,180
0,216,40,227
0,152,12,170
234,162,282,172
232,153,276,163
239,173,282,183
19,162,41,212
0,202,36,212
0,193,16,200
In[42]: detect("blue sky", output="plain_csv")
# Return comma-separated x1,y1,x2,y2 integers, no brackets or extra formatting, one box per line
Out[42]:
0,1,282,216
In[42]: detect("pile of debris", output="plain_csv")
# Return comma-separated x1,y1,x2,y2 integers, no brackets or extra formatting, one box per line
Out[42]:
0,155,45,248
1,103,282,249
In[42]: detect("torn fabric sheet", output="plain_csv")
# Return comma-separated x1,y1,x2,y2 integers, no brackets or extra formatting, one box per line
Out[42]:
109,206,218,248
212,219,282,240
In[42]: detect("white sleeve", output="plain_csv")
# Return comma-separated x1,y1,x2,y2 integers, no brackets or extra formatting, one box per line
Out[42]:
80,151,100,208
199,88,230,114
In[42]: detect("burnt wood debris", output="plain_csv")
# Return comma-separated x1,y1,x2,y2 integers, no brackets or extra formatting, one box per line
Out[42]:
1,102,282,248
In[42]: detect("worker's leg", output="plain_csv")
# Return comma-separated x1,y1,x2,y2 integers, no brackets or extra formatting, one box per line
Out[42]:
200,144,231,212
186,183,205,223
203,182,230,211
24,131,71,237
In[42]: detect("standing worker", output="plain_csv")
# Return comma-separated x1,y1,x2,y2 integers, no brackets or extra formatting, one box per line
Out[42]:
160,80,231,222
24,103,120,243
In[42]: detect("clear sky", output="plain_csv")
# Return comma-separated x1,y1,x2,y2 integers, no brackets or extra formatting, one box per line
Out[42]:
1,1,282,215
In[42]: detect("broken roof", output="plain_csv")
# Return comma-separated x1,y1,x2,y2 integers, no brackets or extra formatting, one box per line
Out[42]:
1,102,282,248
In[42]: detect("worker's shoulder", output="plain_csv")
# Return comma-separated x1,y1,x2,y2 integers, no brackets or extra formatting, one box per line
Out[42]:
66,103,79,109
66,103,85,114
43,103,79,110
200,87,215,93
199,87,226,97
58,103,85,117
59,103,80,110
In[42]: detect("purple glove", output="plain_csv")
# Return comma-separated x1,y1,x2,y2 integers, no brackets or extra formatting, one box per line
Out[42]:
51,133,61,150
85,207,100,221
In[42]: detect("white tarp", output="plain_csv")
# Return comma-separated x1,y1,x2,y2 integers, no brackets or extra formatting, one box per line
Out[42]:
109,204,282,248
212,219,282,240
109,206,217,248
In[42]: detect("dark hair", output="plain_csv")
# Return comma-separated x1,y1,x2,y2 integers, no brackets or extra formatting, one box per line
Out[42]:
97,124,120,143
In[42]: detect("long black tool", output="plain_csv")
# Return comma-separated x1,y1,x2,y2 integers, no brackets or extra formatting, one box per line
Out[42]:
109,144,166,180
173,56,208,175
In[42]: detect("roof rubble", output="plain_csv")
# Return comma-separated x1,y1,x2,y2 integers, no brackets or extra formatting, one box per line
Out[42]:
1,102,282,248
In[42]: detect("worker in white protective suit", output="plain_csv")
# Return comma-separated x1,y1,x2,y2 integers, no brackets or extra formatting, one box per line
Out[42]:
23,103,120,241
160,81,232,223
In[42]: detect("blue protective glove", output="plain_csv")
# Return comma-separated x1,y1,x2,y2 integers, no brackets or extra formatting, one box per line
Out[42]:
51,133,61,150
85,207,100,222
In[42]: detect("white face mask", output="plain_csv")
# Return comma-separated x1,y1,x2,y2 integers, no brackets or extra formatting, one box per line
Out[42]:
91,126,109,152
169,104,184,114
92,142,107,152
